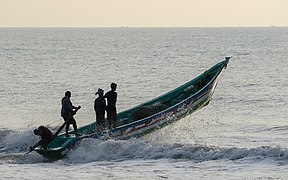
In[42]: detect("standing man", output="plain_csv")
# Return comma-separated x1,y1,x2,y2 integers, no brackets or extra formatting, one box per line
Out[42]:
61,91,81,137
94,88,106,130
104,83,117,129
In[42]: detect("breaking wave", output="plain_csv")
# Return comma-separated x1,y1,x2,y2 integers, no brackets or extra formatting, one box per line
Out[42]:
66,138,288,163
1,129,288,164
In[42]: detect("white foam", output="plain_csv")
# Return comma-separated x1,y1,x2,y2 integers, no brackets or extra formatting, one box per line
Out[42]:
66,138,288,164
0,129,37,152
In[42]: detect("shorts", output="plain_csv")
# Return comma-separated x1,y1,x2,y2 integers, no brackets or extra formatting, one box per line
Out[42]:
63,116,76,125
107,110,117,121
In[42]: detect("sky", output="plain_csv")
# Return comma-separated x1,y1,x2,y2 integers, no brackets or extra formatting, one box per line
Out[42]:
0,0,287,27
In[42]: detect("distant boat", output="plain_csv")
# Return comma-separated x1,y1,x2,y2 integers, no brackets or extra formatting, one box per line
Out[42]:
34,57,230,160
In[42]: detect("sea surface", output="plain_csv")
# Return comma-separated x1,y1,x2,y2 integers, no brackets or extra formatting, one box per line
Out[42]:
0,27,288,179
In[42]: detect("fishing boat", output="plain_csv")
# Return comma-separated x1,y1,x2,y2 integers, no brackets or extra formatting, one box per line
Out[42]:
34,57,230,160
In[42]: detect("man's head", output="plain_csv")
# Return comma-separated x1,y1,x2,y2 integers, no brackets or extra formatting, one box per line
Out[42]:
111,83,117,91
34,125,45,135
95,88,104,97
34,129,40,135
65,91,71,97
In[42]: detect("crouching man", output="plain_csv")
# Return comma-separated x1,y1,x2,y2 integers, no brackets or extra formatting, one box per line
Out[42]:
30,125,53,150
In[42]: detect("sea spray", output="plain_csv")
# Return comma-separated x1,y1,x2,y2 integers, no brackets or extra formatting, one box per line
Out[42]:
66,138,288,164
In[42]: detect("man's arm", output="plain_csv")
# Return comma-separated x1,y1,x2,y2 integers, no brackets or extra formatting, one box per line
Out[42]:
68,99,81,113
30,140,43,150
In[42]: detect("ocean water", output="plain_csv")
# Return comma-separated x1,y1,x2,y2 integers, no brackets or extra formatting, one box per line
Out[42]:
0,27,288,179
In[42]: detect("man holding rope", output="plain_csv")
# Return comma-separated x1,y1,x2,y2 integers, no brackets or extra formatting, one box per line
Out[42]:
61,91,81,137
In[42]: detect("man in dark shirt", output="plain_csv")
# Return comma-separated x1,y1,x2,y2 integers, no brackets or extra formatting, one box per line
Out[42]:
94,88,106,130
104,83,117,129
30,126,53,150
61,91,81,137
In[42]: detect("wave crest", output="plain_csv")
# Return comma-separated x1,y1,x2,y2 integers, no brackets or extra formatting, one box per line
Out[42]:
67,139,288,163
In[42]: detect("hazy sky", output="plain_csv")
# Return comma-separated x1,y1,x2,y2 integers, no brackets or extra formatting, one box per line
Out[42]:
0,0,287,27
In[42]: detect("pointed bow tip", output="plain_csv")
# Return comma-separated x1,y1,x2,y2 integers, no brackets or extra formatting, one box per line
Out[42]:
225,56,232,61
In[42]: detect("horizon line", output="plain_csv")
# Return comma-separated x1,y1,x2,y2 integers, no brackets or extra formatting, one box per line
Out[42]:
0,25,287,28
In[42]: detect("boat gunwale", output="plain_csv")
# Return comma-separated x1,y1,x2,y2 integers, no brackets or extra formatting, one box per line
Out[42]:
114,59,228,129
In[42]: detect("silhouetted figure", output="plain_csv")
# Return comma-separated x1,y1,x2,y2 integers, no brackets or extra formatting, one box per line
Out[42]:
94,88,106,130
104,83,117,129
30,126,53,150
61,91,81,137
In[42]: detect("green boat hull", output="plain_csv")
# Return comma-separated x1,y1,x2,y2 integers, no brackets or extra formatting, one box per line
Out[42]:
35,58,230,160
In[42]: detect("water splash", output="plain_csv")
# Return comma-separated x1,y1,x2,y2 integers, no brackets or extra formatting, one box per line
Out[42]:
66,138,288,164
